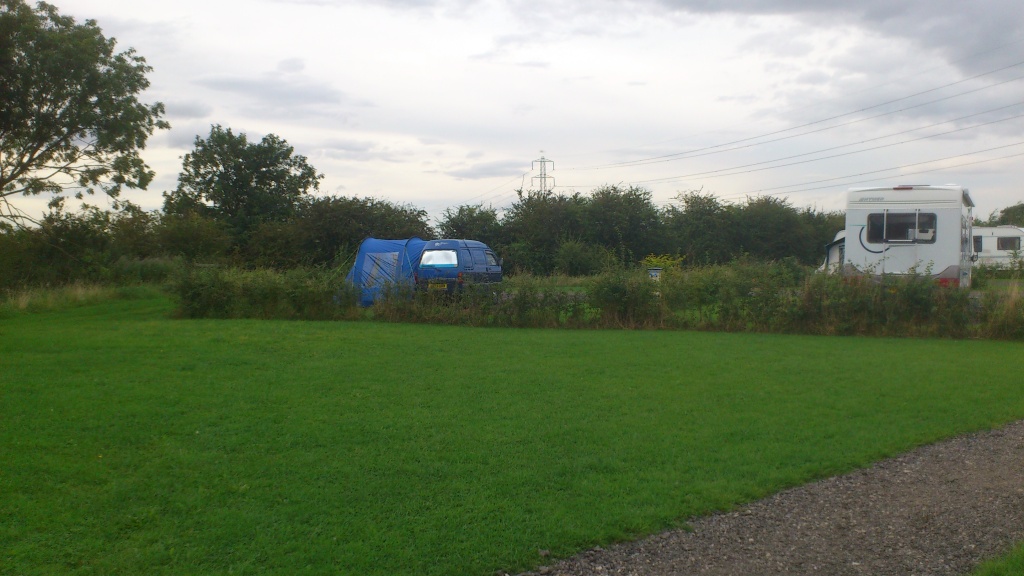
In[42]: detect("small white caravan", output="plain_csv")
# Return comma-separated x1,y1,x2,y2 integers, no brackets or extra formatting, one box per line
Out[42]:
841,184,974,287
972,226,1024,267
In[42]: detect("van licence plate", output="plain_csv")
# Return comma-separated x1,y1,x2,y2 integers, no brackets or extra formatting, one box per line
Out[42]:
428,282,448,292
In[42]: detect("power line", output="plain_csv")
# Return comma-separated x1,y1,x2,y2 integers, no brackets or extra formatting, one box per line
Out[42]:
555,35,1024,164
453,171,531,206
717,142,1024,200
629,107,1024,185
569,59,1024,171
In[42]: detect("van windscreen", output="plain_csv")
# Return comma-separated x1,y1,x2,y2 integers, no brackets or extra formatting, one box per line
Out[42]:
420,249,458,268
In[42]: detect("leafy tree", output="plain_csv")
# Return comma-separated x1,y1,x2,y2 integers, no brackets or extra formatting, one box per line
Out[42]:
735,196,816,263
437,204,501,246
14,200,112,284
663,191,736,265
156,212,232,262
0,1,168,224
583,185,662,263
553,239,613,276
989,202,1024,227
245,195,436,268
108,200,159,259
799,206,846,263
163,125,322,239
501,189,586,274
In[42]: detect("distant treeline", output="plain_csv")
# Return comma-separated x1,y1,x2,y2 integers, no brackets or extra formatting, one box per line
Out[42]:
0,187,850,290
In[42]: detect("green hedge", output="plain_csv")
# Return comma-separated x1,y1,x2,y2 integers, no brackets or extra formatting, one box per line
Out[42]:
168,261,1024,340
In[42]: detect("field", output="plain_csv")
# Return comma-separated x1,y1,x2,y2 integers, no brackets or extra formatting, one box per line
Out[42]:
3,295,1024,575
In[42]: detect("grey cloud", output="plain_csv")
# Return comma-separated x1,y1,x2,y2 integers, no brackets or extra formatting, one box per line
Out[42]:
316,138,409,162
265,0,452,10
163,101,213,120
277,58,306,73
794,70,832,86
194,74,353,106
161,123,213,149
445,159,528,179
651,0,1024,76
192,72,373,122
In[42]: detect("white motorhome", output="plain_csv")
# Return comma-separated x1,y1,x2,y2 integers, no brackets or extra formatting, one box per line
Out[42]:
839,184,974,287
972,226,1024,268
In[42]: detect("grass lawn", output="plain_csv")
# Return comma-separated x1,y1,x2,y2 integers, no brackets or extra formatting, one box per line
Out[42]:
3,295,1024,575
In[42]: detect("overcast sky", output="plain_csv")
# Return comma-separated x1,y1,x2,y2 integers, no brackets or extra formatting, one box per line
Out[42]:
33,0,1024,222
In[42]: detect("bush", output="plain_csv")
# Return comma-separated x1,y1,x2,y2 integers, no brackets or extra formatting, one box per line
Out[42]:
554,240,614,276
171,266,357,320
587,268,662,327
155,257,1024,341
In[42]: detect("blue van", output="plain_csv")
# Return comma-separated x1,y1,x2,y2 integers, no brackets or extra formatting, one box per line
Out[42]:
414,239,502,293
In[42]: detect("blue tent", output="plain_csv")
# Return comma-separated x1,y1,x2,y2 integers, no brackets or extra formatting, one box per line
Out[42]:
345,237,427,306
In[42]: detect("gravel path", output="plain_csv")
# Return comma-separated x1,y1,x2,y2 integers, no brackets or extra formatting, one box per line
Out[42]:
517,420,1024,576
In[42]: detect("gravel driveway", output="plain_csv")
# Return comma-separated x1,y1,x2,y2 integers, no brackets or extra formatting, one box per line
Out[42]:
517,420,1024,576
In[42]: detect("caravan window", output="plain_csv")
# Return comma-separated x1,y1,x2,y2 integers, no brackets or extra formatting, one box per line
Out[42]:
866,212,937,244
419,249,459,268
997,237,1021,251
973,236,983,253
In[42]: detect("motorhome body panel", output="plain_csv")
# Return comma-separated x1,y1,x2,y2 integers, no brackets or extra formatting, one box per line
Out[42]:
843,185,974,287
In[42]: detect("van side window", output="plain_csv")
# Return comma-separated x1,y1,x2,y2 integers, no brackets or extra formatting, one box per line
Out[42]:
484,251,499,266
997,237,1021,251
866,212,937,244
469,249,487,266
461,249,474,267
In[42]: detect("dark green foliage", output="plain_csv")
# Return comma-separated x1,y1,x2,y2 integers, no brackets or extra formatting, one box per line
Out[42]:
244,195,435,268
162,125,323,239
156,212,233,261
0,201,111,287
661,192,843,267
0,0,168,222
500,189,587,274
583,185,663,262
168,261,1024,340
108,201,159,259
662,191,736,265
0,202,177,290
437,204,501,247
734,196,817,263
553,239,614,276
170,265,357,320
789,272,972,337
587,267,662,327
979,202,1024,227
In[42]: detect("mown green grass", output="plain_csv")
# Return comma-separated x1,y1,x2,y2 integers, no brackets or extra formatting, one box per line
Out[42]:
3,295,1024,575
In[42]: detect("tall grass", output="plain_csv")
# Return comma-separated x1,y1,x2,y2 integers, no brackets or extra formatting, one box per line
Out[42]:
168,261,1024,339
0,282,163,317
170,265,360,320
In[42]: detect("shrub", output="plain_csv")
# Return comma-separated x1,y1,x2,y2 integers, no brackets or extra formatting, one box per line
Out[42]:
554,240,614,276
587,268,662,328
171,266,356,320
